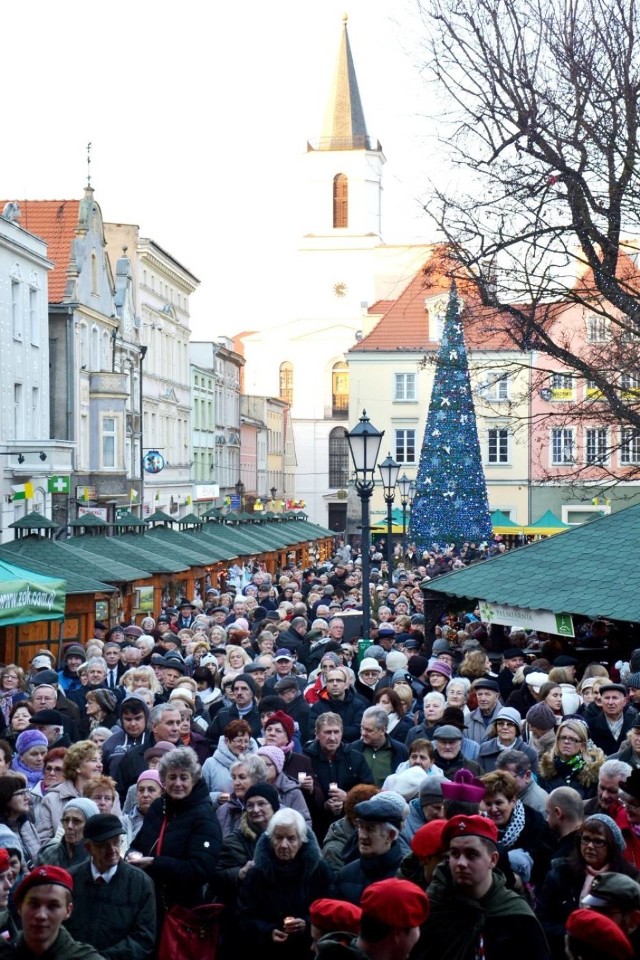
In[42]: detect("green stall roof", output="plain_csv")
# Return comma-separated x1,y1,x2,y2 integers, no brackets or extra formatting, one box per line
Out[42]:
424,503,640,622
67,533,189,575
0,540,114,595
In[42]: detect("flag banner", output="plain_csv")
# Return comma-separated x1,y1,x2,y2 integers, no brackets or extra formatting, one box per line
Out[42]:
11,483,34,501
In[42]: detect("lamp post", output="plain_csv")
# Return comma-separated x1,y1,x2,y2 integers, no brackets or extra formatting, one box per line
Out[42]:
397,472,411,559
347,410,383,643
378,454,400,583
235,479,245,511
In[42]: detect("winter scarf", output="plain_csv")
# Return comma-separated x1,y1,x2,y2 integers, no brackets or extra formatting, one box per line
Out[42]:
499,800,526,850
10,756,43,789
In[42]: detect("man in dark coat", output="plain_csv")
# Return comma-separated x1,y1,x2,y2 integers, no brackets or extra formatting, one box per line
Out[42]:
115,703,182,800
332,793,408,904
304,712,374,841
207,674,262,741
310,668,368,742
588,684,638,756
350,706,408,787
66,814,156,959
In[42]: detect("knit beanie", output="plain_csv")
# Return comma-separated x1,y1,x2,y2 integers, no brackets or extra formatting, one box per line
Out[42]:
408,656,429,678
137,769,162,787
263,710,295,742
63,798,100,822
257,745,285,775
15,730,48,755
585,814,626,852
386,651,409,673
525,703,556,731
441,707,466,731
320,652,341,668
244,782,280,811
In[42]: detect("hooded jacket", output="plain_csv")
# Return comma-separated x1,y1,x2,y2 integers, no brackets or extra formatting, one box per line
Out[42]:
422,862,550,960
202,736,259,801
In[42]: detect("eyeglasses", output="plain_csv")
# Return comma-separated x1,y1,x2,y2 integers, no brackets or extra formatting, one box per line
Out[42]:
11,789,28,798
579,835,608,848
558,736,581,745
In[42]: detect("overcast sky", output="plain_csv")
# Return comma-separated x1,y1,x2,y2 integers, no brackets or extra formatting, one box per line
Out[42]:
4,0,439,338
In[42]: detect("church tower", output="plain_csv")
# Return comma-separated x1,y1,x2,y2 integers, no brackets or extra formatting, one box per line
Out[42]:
304,13,385,240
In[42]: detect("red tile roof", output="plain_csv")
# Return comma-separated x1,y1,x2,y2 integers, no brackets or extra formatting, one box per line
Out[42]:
351,247,514,353
2,200,80,302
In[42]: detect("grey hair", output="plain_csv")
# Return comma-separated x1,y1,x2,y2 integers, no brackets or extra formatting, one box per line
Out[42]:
86,656,107,672
158,745,201,782
599,758,633,782
447,677,471,694
149,702,182,726
266,807,308,843
231,755,267,782
362,706,389,730
424,691,446,707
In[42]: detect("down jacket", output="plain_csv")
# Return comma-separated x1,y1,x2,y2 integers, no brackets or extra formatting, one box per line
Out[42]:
537,745,605,799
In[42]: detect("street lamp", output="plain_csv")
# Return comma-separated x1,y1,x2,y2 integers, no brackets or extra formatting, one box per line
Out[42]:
378,454,400,583
347,410,384,643
235,479,245,511
270,486,277,502
397,472,411,559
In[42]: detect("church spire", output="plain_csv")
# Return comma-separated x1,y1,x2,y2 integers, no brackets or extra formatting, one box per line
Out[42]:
318,14,375,151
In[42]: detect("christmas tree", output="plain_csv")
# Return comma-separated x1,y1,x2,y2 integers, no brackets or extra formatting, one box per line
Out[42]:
409,281,493,551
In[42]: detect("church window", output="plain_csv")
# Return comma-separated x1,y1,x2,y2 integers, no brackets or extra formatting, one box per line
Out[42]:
279,362,294,405
333,174,348,228
329,427,349,487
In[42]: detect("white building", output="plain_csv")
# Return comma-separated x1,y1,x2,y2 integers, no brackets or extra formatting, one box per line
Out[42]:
105,223,199,518
237,17,430,530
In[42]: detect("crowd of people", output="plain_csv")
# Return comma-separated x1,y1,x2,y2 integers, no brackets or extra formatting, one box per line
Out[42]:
0,542,636,959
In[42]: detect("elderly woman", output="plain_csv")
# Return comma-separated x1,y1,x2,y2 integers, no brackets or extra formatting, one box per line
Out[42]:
10,729,48,789
202,719,258,803
0,665,28,730
123,768,163,844
478,707,539,774
262,710,317,785
36,738,104,844
37,796,99,868
0,773,40,868
537,813,639,959
406,692,446,747
217,755,268,838
238,808,332,960
127,745,221,920
120,665,163,698
446,677,471,718
480,770,551,889
214,781,280,904
28,746,66,815
256,746,312,826
538,719,606,798
83,688,118,736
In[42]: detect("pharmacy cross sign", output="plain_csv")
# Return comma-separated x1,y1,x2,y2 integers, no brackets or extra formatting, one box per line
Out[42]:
48,476,70,495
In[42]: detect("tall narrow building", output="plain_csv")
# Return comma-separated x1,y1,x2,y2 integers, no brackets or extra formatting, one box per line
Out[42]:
238,16,429,529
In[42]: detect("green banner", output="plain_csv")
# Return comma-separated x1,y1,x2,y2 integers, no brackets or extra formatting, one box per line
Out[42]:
0,560,65,626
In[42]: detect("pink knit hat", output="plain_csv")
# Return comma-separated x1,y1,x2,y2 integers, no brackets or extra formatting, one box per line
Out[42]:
137,769,162,786
257,745,285,775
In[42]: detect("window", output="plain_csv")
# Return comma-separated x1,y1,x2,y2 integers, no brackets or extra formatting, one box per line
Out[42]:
279,362,293,406
551,428,575,465
487,427,509,464
585,376,602,399
329,427,349,487
31,388,39,433
586,316,608,342
91,252,98,295
586,427,609,464
332,362,349,416
29,288,39,344
11,281,21,339
484,373,510,402
13,384,23,438
620,372,640,396
90,327,100,370
621,428,640,464
102,417,117,468
550,373,574,401
394,373,417,402
395,429,416,464
333,174,348,228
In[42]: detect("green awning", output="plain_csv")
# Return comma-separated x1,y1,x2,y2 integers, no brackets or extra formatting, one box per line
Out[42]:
523,509,571,536
491,510,524,535
0,557,65,626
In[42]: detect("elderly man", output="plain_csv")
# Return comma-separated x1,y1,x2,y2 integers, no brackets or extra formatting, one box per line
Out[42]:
0,865,105,959
351,707,408,787
421,815,550,960
207,674,261,741
584,758,633,817
304,713,374,841
31,683,79,743
467,679,503,743
310,667,368,742
264,649,306,692
333,792,409,904
430,724,482,777
588,684,638,756
496,749,549,815
65,814,155,959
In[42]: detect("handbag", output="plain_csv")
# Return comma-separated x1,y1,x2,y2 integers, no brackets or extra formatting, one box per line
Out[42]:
158,903,224,960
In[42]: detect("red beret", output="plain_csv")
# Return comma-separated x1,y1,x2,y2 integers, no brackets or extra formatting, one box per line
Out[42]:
310,899,362,934
566,909,633,960
263,710,295,742
360,879,429,928
442,815,498,848
411,819,447,860
14,865,73,904
0,850,10,874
